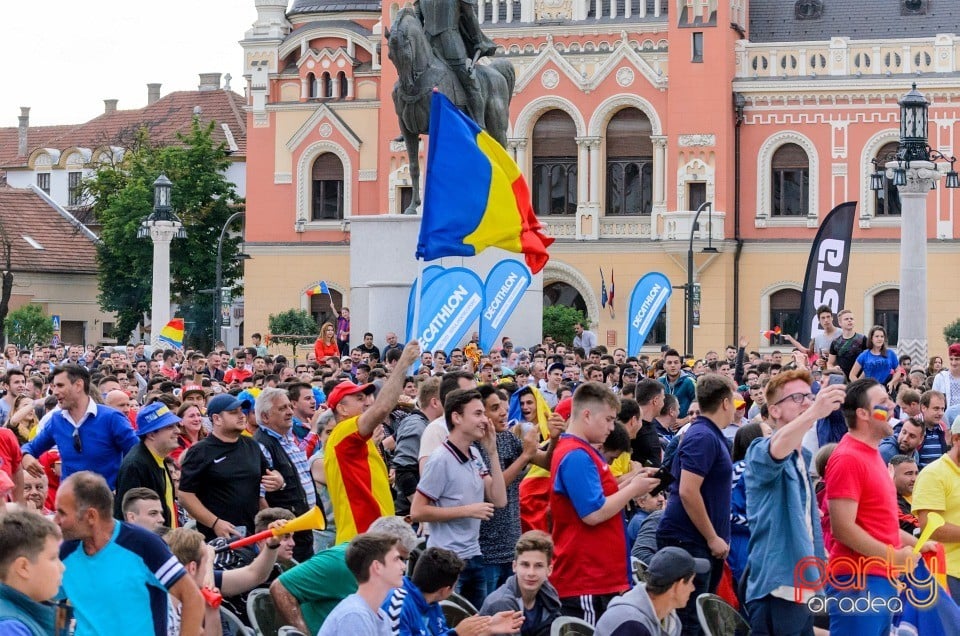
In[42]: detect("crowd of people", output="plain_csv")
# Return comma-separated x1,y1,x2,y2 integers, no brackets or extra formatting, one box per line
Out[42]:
0,307,957,635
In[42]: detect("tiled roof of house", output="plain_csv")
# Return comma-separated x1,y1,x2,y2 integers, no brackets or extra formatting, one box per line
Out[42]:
0,89,246,169
750,0,960,43
0,186,98,274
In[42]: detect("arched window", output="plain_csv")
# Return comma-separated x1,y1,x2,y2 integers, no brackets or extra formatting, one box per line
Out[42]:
874,142,902,216
769,289,801,346
605,108,653,216
771,144,809,216
337,72,348,99
311,153,344,220
543,282,587,317
874,289,899,345
532,110,577,216
310,287,344,327
307,73,318,98
321,72,332,98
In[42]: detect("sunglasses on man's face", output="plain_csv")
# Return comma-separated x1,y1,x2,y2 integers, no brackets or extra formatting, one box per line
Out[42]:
72,427,83,453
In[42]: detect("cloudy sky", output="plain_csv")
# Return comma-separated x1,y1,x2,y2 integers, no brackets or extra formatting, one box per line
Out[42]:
1,0,259,126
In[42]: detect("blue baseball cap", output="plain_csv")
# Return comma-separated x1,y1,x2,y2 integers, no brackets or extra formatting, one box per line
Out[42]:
207,394,244,417
236,389,258,415
136,402,181,437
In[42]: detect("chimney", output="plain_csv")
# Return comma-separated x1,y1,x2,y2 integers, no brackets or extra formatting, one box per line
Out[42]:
198,73,222,91
17,107,29,157
147,83,161,105
104,99,118,114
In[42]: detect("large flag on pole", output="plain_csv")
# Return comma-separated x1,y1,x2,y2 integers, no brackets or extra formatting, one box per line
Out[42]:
798,202,856,345
416,92,553,273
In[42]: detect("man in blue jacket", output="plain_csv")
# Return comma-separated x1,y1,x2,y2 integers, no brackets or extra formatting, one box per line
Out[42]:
21,364,138,489
743,368,845,635
383,547,522,635
0,510,63,636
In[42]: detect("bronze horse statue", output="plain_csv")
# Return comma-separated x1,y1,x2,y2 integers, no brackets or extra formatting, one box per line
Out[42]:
387,6,516,215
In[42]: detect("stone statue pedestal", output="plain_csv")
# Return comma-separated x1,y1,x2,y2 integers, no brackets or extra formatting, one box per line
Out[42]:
348,215,544,350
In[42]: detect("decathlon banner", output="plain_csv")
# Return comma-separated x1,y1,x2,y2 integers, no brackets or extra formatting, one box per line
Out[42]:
479,260,531,352
406,267,484,355
406,265,445,342
798,202,856,345
627,272,672,357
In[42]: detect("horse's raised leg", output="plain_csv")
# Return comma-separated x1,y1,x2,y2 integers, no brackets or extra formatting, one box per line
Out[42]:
403,130,422,215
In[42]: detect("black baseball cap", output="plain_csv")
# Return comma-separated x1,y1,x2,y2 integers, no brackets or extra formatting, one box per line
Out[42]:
645,547,711,587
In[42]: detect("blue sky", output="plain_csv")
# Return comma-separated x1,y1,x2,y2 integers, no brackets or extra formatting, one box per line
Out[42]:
2,0,258,126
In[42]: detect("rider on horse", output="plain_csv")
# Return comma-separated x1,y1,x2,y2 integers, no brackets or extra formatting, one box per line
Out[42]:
415,0,497,125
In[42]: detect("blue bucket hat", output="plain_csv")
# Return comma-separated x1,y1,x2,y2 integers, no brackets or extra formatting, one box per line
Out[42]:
136,402,181,437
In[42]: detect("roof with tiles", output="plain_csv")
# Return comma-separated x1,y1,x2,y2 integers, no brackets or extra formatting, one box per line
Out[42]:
0,186,98,274
0,89,246,169
750,0,960,43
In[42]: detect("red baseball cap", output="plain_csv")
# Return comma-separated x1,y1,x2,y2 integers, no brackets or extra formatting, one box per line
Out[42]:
554,397,573,420
326,381,376,410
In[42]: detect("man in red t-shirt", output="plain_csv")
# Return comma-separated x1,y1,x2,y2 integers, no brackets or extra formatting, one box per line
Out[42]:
550,381,658,625
0,427,21,502
824,377,934,634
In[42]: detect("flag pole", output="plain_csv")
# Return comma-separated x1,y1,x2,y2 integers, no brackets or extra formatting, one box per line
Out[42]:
411,257,425,344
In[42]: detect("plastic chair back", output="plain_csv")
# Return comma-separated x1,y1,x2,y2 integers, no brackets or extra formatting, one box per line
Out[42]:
246,588,282,636
696,593,752,636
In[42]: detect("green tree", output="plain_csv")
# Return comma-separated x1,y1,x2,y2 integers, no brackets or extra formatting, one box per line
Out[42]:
543,305,585,347
944,319,960,345
84,120,244,350
5,304,54,349
268,309,319,361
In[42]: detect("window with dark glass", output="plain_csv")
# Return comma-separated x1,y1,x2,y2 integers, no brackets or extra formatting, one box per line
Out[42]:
338,72,348,99
37,173,50,194
606,108,653,216
688,182,707,211
769,289,801,346
67,172,82,206
874,142,902,216
873,289,899,346
532,110,578,216
307,73,318,98
692,32,704,62
771,143,809,216
311,154,343,221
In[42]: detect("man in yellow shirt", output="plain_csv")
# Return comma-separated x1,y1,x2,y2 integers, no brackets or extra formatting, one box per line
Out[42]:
324,341,420,543
912,416,960,602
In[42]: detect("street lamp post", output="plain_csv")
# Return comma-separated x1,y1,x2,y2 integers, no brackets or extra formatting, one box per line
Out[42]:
214,212,246,344
686,201,717,358
138,175,186,346
870,84,960,363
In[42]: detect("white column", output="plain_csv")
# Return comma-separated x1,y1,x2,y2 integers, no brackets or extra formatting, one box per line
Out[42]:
892,160,938,363
588,138,601,203
576,137,590,205
148,221,181,347
514,140,528,176
652,135,667,207
300,78,308,100
346,78,355,99
331,76,340,99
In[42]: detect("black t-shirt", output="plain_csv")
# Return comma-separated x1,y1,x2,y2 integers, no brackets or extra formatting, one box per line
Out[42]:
631,420,662,468
829,332,868,379
179,435,269,540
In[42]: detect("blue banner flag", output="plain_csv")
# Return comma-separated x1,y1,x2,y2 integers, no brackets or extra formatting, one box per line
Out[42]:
600,267,608,309
479,259,531,352
895,558,960,634
406,266,445,342
406,267,484,356
627,273,672,357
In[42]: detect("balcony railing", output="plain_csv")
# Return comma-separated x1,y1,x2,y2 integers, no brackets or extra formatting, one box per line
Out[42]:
735,35,959,79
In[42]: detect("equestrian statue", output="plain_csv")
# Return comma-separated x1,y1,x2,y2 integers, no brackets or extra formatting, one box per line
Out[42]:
387,0,516,214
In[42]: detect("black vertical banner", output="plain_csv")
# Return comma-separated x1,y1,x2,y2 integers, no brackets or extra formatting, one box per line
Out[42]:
798,202,857,345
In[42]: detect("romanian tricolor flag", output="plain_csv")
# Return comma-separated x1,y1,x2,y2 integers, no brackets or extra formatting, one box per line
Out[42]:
417,92,553,273
158,318,184,349
305,281,331,297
